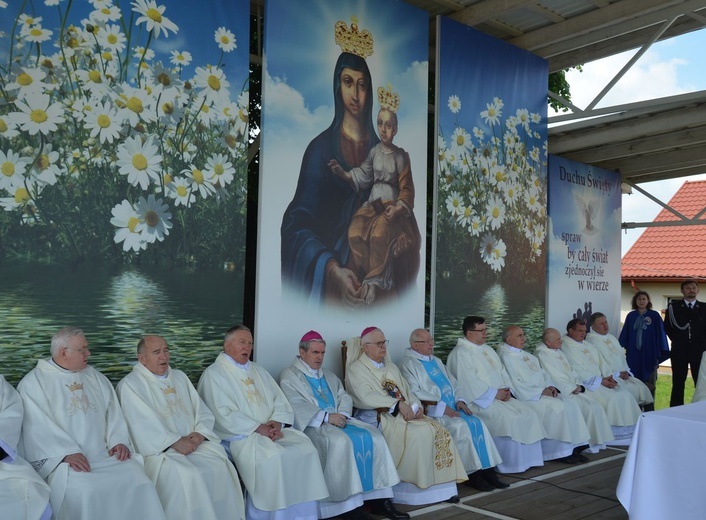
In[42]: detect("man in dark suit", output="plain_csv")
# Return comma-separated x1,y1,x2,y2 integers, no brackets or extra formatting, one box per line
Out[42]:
664,280,706,406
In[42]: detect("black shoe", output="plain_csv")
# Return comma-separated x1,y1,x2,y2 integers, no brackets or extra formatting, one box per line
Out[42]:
368,499,410,520
558,454,579,464
573,444,590,463
340,506,375,520
466,472,494,492
444,495,460,503
481,468,510,489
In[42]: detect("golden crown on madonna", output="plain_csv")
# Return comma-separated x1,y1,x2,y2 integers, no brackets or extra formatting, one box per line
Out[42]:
334,17,374,58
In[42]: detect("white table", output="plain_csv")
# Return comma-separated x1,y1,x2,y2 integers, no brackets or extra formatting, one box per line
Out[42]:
617,401,706,518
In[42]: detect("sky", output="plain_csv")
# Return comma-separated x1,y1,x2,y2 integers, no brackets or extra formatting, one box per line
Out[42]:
549,28,706,257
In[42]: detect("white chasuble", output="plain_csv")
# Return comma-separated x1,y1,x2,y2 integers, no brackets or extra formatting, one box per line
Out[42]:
497,344,590,446
399,349,502,474
198,354,328,511
346,355,467,489
17,360,166,520
533,344,614,446
586,332,654,405
0,375,51,520
561,337,641,427
117,363,245,520
279,357,399,503
446,338,546,444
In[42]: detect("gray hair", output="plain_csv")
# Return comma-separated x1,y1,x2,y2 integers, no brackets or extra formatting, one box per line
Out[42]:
51,326,85,356
224,324,251,344
408,328,427,344
299,338,326,352
542,328,560,345
501,325,518,343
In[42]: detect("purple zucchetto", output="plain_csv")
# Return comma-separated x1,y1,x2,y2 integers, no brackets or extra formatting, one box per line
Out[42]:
300,330,324,343
360,326,380,338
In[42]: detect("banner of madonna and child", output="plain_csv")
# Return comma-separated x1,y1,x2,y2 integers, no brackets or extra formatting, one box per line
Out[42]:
0,0,250,385
255,0,429,377
433,16,548,352
546,155,622,332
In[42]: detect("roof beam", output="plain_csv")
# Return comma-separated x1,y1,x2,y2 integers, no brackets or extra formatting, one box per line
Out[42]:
565,126,706,163
449,0,535,26
597,146,706,176
548,14,706,71
508,0,686,51
625,166,706,184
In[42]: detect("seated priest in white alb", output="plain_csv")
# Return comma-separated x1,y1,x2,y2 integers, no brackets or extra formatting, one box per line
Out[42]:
279,330,406,520
586,313,654,408
446,316,547,473
561,319,641,444
0,374,51,520
198,325,328,520
345,326,467,506
497,325,592,464
117,335,245,520
399,328,507,492
534,328,615,450
17,327,166,520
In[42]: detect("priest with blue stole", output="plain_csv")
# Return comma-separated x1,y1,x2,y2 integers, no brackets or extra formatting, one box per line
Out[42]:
279,331,404,520
400,328,507,492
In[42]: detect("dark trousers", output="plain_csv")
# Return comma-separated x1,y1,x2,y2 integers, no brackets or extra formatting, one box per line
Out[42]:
670,344,704,406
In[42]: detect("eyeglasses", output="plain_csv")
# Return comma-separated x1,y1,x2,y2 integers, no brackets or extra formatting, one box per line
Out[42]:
413,339,434,345
364,340,389,348
467,328,487,333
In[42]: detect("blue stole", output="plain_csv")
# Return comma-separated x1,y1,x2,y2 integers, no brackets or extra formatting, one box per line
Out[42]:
419,358,491,468
305,374,374,491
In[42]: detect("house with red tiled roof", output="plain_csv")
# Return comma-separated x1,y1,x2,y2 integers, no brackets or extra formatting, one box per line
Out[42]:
621,180,706,321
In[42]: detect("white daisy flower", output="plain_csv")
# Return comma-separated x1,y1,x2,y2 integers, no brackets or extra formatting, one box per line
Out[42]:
4,67,47,100
445,191,463,217
214,27,237,52
30,143,61,185
447,95,461,114
11,93,65,136
117,135,163,190
168,177,195,207
110,199,147,252
205,153,235,187
132,0,179,38
98,24,126,53
133,46,155,61
115,84,156,126
183,165,215,198
73,68,111,97
0,115,20,139
83,101,122,144
480,101,502,126
486,195,506,230
135,194,172,243
472,127,484,140
457,205,474,228
170,50,192,67
489,164,508,189
450,127,472,154
503,183,518,206
22,24,52,43
193,65,230,105
480,232,496,264
525,188,541,213
90,3,122,23
0,149,28,192
488,237,507,272
468,216,483,236
516,108,531,130
0,186,32,210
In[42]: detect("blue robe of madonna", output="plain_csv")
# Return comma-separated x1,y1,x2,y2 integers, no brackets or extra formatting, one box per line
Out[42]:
619,309,670,382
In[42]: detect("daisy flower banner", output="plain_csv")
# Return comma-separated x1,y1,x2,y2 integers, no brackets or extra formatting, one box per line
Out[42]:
0,0,250,268
546,155,622,333
433,17,548,350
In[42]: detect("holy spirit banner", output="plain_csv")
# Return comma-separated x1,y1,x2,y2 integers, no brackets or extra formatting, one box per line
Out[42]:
0,0,250,385
433,16,548,352
257,0,429,377
546,155,622,332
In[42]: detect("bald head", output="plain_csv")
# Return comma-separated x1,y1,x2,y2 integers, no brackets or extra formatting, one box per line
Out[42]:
542,328,562,349
137,335,170,376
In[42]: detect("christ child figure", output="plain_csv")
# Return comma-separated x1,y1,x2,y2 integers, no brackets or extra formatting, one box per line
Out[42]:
329,84,419,304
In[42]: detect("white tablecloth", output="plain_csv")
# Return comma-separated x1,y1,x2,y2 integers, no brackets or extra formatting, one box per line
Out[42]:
617,401,706,518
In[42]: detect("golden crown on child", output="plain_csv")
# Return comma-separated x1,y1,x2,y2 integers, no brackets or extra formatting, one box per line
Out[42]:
334,17,374,58
378,84,400,113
